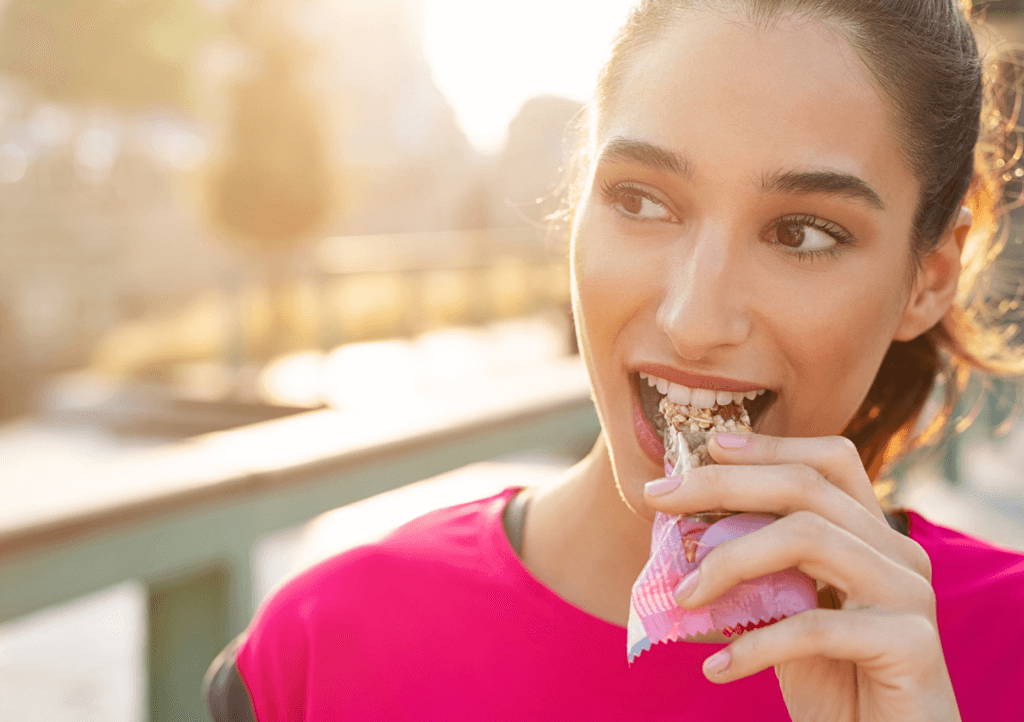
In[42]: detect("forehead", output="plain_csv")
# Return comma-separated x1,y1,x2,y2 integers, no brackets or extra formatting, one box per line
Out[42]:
597,11,916,209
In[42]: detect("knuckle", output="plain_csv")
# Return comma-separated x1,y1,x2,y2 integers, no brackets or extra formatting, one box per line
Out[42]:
687,465,710,491
778,462,811,507
797,463,824,493
701,463,723,486
831,436,867,477
904,573,937,614
900,613,938,647
904,539,933,582
696,463,726,495
784,509,828,540
782,466,823,509
832,435,860,462
799,608,834,646
688,465,729,507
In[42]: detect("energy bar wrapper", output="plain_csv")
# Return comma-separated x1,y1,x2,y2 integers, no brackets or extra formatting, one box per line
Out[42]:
627,398,817,662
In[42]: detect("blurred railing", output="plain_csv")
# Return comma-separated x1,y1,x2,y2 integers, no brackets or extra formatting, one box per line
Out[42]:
0,356,599,722
311,228,570,345
87,227,573,390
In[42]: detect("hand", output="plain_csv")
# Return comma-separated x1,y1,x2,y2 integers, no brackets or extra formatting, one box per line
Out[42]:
644,433,961,722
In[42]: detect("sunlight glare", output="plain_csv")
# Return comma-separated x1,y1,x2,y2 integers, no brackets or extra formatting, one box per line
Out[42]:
259,351,327,408
423,0,635,154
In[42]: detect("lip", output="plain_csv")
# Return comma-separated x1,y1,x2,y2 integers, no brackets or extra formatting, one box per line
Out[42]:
632,393,666,465
634,363,767,394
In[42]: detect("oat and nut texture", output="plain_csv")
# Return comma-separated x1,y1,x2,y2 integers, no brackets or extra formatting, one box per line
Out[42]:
658,397,752,471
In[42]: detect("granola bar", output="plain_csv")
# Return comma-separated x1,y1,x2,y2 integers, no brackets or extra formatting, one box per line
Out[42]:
628,396,817,661
658,397,751,474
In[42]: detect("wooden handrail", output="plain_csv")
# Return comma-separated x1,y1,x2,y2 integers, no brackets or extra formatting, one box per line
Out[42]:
0,357,592,560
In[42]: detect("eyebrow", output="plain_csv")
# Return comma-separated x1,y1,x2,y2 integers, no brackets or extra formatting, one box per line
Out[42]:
597,137,886,211
760,169,886,211
597,138,694,179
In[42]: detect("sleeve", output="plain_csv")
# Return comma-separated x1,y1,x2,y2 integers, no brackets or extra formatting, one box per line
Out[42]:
204,635,258,722
203,516,459,721
229,584,318,722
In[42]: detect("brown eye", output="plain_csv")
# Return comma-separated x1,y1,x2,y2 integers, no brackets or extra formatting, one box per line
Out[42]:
621,192,644,215
775,222,805,248
601,182,673,221
767,216,842,254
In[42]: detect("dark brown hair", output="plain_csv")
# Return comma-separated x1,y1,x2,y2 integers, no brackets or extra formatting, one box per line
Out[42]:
568,0,1024,485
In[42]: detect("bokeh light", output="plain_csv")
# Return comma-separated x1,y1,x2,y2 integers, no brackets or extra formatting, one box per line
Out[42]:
424,0,636,153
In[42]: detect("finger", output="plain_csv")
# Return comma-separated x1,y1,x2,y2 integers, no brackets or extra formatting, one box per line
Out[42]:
700,608,945,688
675,511,935,612
645,464,931,579
707,433,882,521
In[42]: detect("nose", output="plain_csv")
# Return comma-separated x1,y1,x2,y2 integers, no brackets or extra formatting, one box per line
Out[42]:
656,224,752,360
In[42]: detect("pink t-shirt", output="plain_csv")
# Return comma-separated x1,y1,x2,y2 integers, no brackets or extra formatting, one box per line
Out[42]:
233,488,1024,720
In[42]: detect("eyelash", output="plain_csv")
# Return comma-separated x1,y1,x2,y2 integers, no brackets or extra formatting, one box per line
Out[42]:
765,213,855,262
599,180,855,261
599,180,671,222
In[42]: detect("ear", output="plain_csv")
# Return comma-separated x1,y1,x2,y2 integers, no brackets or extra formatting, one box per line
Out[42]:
892,206,971,342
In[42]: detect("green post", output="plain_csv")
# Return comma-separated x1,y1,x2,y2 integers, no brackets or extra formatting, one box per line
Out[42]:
227,547,256,642
148,566,232,722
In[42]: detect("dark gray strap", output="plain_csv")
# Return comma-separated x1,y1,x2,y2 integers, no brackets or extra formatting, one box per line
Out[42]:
204,635,257,722
502,488,531,558
885,510,910,536
504,491,906,554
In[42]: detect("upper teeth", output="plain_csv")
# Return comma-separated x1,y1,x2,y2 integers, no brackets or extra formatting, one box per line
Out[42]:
639,372,766,409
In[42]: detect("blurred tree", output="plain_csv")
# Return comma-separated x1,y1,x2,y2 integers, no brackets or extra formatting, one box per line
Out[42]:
0,0,214,111
212,44,331,255
210,14,334,360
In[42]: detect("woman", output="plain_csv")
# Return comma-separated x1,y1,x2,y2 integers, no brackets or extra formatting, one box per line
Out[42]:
207,1,1024,719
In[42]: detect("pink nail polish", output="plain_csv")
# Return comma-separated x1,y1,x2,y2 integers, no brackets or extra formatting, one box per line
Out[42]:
704,649,730,675
715,432,749,449
645,478,681,496
674,569,699,602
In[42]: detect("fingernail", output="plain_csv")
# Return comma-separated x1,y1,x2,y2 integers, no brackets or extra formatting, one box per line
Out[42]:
674,569,699,602
704,649,731,675
715,432,749,449
645,478,681,496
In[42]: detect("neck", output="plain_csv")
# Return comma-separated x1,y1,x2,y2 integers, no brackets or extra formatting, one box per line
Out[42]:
521,437,654,626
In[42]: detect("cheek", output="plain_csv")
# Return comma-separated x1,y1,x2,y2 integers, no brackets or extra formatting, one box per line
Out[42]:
571,209,653,353
771,266,909,434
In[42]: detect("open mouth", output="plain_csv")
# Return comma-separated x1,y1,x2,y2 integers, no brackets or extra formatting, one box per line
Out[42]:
631,371,776,451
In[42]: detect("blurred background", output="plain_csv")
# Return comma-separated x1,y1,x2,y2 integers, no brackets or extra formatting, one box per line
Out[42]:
0,1,1020,721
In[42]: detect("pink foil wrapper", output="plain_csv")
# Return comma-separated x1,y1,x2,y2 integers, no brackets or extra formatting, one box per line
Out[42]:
627,511,818,661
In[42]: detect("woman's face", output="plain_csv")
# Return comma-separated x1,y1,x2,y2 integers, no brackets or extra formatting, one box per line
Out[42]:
571,12,923,517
